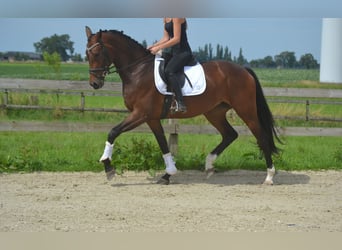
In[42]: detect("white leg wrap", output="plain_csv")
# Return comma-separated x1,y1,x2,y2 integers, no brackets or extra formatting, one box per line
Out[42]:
263,165,276,185
99,141,114,162
163,153,177,175
205,153,217,171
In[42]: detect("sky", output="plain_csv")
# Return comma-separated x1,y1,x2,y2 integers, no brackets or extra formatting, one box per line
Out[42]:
0,18,323,62
0,0,341,62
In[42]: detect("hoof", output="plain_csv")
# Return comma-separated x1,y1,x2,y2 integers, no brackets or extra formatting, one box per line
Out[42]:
205,168,216,179
263,166,276,185
102,158,115,181
157,173,170,185
106,169,116,181
263,180,274,185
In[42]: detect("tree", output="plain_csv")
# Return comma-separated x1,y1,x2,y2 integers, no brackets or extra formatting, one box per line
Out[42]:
262,56,275,68
208,43,213,60
299,53,319,69
223,46,232,61
141,39,148,48
34,34,74,61
195,43,213,62
71,53,83,62
236,48,248,65
215,44,223,60
274,51,296,68
194,46,209,62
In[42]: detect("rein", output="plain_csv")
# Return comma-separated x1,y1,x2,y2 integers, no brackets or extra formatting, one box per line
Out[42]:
114,54,154,73
87,41,153,76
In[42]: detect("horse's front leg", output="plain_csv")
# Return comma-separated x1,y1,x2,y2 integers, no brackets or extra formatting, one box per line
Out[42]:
147,120,177,185
100,113,147,181
99,123,121,181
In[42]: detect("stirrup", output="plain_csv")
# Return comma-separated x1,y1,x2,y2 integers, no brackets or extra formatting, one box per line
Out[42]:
170,94,187,113
175,101,187,113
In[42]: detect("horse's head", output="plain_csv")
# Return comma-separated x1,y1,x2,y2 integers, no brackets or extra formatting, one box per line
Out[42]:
85,26,112,89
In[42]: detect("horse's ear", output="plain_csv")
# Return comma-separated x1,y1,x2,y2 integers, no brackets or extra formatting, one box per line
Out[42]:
85,26,92,38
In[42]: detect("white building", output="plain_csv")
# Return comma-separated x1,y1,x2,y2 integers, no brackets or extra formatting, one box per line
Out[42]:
320,18,342,84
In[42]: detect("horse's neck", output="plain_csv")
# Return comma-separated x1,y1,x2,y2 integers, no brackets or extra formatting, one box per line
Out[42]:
107,36,151,84
107,35,148,70
115,51,150,85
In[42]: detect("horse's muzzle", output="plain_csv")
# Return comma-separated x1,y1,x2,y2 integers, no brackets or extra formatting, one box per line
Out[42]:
90,80,104,89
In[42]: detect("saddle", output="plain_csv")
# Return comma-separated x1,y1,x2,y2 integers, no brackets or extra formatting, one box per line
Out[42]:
158,52,198,90
155,52,206,118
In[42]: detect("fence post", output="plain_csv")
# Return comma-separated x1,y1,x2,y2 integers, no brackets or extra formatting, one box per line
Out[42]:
2,89,9,110
168,119,179,156
80,92,85,113
306,100,310,121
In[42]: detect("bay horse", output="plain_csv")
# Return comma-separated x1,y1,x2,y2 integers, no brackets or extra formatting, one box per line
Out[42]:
85,26,281,185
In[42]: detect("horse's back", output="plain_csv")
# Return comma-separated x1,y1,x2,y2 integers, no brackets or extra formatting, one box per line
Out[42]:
202,60,245,71
201,60,255,89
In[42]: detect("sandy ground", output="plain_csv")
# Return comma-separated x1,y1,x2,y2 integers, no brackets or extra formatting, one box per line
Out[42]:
0,170,341,232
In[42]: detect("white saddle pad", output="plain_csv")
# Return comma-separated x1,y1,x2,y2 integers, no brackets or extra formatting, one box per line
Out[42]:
154,55,206,96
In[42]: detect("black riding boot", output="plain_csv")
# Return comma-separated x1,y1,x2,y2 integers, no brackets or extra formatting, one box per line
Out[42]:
169,73,187,113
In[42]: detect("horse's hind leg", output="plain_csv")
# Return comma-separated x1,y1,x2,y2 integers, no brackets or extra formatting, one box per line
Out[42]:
204,105,238,177
234,109,275,185
249,123,276,184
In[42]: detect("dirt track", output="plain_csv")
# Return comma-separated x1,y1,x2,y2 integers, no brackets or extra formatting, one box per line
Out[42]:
0,170,341,232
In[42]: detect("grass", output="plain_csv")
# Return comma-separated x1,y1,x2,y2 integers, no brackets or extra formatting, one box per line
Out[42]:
1,61,342,89
0,62,120,82
254,68,318,87
0,62,341,173
0,132,341,174
177,134,342,171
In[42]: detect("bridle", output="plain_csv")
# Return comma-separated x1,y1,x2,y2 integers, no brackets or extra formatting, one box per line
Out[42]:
86,41,115,78
86,39,154,78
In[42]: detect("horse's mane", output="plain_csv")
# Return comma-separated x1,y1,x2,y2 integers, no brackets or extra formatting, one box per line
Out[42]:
102,29,150,55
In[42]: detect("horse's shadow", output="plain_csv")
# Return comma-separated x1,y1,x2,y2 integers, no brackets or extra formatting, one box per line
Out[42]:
110,170,310,187
111,182,153,187
151,170,311,186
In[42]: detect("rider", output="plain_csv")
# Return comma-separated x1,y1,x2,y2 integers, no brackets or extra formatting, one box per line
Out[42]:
148,18,193,113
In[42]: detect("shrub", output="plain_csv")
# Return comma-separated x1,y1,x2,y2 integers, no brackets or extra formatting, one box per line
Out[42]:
113,137,164,176
43,52,61,74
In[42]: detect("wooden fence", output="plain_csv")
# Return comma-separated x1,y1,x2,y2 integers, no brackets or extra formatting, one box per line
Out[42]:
1,85,342,138
1,88,342,123
1,120,341,137
0,88,126,113
1,80,341,157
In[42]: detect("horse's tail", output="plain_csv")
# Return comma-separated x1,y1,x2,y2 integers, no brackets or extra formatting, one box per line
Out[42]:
245,67,281,155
